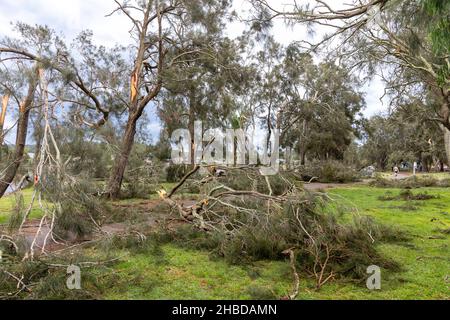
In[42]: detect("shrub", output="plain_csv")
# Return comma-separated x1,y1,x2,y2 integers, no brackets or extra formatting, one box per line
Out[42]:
370,175,450,188
121,161,164,199
166,164,190,183
40,174,113,240
216,169,302,196
298,161,359,183
378,190,439,201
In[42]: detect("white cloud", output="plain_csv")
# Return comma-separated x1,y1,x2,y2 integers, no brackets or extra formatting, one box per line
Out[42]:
0,0,131,46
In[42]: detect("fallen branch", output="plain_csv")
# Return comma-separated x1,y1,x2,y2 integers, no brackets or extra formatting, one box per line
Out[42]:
282,248,300,300
168,165,200,198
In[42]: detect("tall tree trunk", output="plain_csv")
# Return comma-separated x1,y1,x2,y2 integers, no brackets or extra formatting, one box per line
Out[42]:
438,91,450,166
0,75,37,198
443,126,450,167
105,2,165,199
300,150,306,166
32,104,44,170
0,95,9,160
188,104,195,165
106,115,138,199
0,95,9,146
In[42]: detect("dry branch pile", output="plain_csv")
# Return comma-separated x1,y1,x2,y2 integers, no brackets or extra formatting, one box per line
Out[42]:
160,167,407,290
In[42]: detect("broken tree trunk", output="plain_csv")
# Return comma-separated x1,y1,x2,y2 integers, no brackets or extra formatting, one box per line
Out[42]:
0,71,38,198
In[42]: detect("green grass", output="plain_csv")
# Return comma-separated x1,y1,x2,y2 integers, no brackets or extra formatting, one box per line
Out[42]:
90,186,449,300
2,185,449,300
0,188,44,224
321,186,450,299
97,245,291,300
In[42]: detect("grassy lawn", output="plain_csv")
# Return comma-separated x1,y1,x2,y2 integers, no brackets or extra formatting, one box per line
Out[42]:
97,245,292,300
0,188,44,224
92,186,449,300
1,185,448,299
322,186,450,299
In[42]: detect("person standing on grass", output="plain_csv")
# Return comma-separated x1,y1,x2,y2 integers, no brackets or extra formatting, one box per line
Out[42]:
393,165,399,177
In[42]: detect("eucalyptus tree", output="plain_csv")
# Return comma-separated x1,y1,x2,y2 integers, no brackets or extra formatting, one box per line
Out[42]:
362,103,446,171
278,45,365,163
251,0,450,165
98,0,234,198
0,22,128,198
1,0,234,198
158,35,248,164
0,24,58,197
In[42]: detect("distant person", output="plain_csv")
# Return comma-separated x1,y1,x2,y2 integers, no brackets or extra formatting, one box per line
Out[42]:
393,165,399,177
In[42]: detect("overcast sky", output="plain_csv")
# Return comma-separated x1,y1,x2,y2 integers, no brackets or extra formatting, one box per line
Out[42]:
0,0,389,143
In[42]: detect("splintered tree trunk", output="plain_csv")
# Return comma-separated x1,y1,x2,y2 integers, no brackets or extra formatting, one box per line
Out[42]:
106,115,138,199
0,77,37,198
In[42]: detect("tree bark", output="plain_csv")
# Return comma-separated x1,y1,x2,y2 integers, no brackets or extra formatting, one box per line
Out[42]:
0,74,38,198
187,85,197,165
106,115,138,199
32,104,44,169
0,95,9,146
443,126,450,167
0,95,10,160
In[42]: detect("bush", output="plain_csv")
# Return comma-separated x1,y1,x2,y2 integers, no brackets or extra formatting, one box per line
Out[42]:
298,161,359,183
166,164,190,183
378,190,439,201
216,169,302,196
40,174,113,240
370,175,450,188
121,161,164,199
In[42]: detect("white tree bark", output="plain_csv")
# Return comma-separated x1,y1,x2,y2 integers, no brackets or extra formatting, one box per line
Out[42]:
442,125,450,167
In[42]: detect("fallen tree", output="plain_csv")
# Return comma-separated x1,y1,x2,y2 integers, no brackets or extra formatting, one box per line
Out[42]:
158,166,408,291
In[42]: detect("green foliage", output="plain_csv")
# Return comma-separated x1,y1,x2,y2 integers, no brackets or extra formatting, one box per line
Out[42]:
216,169,301,196
370,175,450,188
362,108,446,171
166,164,190,183
378,190,439,201
41,174,113,240
280,49,365,161
421,0,450,84
121,145,164,199
299,161,359,183
162,192,406,281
